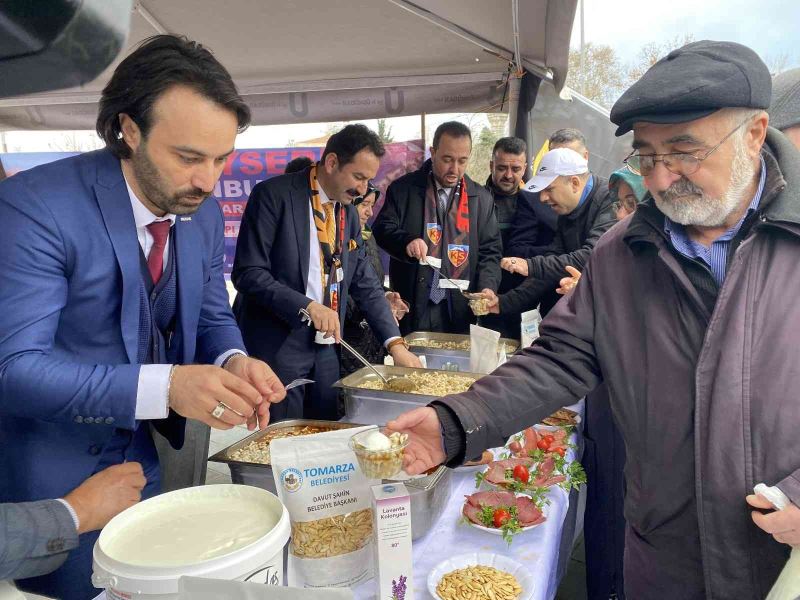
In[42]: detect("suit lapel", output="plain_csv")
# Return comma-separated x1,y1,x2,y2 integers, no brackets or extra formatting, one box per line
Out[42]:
93,153,140,364
174,216,201,363
291,177,311,284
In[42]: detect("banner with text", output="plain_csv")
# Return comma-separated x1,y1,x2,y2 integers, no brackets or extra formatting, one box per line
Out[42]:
0,140,424,273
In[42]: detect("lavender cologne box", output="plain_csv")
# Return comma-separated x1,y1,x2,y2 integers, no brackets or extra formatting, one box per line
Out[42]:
371,482,414,600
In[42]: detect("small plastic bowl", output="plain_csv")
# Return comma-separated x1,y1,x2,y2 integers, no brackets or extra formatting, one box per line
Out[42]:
349,428,408,479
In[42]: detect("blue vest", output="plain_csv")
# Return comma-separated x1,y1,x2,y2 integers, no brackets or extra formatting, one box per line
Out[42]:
94,235,179,473
137,234,179,365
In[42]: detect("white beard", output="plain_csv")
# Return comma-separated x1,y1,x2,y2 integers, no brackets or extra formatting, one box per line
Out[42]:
654,141,757,227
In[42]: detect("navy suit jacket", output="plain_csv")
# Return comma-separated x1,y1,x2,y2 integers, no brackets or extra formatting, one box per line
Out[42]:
0,149,244,503
231,168,399,365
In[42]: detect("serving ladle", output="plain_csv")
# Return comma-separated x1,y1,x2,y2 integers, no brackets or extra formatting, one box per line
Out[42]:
339,338,417,393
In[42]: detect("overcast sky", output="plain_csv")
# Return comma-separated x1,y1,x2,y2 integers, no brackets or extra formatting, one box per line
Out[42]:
572,0,800,72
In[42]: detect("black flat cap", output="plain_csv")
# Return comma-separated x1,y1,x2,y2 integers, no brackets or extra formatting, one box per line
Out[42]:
610,40,771,136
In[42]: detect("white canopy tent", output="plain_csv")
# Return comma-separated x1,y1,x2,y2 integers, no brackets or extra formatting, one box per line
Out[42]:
0,0,578,131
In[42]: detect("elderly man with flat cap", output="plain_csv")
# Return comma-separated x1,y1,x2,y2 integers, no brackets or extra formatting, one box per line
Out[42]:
387,40,800,599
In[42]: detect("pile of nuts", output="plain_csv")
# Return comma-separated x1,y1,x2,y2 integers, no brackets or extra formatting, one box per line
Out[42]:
358,371,475,396
409,338,518,354
436,565,523,600
229,425,339,464
290,508,373,558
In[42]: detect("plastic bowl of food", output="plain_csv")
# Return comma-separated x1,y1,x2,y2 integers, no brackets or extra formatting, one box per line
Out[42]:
463,292,490,316
349,428,408,479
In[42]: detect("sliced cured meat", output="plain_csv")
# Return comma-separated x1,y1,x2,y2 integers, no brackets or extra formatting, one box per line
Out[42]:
496,458,533,469
522,427,539,452
515,496,545,526
551,428,568,444
484,462,508,484
532,456,556,486
462,501,483,525
538,475,566,487
466,491,516,508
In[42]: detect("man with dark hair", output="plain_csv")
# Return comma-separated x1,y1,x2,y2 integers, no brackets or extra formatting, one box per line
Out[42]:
284,155,314,174
498,130,616,316
373,121,502,334
478,136,554,338
233,124,420,421
391,40,800,600
548,128,589,160
0,34,286,599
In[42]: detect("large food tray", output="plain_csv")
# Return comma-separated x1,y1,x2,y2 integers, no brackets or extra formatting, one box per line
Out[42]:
208,418,451,540
208,419,360,493
404,331,519,371
334,365,483,424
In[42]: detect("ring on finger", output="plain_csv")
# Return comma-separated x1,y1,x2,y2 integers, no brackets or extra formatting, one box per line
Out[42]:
211,402,226,419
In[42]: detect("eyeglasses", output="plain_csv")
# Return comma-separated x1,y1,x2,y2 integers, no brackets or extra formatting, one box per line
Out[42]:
623,118,750,177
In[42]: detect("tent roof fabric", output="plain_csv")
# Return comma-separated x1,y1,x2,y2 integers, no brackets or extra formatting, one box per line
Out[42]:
0,0,577,130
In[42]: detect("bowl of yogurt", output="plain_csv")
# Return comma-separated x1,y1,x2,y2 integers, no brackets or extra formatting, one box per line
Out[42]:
349,427,408,479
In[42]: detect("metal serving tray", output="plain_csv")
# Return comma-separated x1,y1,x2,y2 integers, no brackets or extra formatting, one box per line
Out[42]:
208,418,452,540
404,331,519,371
334,365,483,425
397,465,452,539
208,419,360,494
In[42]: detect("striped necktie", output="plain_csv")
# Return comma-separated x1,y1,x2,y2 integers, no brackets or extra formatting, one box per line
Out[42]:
429,188,448,304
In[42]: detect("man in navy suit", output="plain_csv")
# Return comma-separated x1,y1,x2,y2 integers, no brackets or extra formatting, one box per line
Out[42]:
233,125,421,421
0,35,286,599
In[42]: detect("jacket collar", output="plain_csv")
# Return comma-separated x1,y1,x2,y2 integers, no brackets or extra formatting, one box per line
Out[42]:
564,174,603,222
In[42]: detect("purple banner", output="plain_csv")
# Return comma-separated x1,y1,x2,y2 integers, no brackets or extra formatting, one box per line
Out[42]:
0,141,424,273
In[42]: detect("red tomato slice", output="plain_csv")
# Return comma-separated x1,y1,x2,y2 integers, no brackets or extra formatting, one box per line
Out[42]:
512,464,530,483
493,508,511,527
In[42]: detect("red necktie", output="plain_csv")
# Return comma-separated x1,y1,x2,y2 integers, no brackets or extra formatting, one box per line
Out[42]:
146,221,171,285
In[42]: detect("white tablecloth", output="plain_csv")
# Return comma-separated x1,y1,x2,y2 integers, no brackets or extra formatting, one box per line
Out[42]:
92,404,583,600
354,402,583,600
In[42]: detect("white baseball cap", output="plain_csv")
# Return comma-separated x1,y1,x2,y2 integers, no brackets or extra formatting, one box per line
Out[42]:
524,148,589,193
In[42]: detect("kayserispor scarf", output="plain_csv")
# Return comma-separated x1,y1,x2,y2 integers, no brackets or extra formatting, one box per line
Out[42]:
423,172,471,281
309,165,345,312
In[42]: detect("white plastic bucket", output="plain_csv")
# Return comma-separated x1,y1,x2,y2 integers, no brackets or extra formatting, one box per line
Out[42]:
92,484,290,599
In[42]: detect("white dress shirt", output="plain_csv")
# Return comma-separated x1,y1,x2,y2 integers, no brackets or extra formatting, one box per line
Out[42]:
125,180,244,420
305,184,330,304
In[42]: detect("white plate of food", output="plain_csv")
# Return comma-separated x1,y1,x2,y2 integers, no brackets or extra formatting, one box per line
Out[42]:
462,490,548,540
428,552,535,600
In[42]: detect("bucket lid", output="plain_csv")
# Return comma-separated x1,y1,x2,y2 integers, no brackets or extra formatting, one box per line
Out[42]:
92,484,289,594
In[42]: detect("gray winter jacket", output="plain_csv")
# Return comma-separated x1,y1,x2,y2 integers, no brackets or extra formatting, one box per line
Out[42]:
434,129,800,599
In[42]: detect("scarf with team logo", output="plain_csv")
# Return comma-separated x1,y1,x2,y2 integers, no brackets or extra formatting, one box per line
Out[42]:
422,171,471,281
309,165,345,311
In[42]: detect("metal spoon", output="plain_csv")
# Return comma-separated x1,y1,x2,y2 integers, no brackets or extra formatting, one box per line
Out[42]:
422,260,472,298
338,339,416,392
285,378,314,391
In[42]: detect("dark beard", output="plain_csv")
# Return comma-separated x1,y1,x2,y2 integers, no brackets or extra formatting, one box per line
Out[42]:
131,143,209,215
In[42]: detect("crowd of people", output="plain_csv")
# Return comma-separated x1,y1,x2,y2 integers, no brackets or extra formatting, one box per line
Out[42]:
1,31,800,600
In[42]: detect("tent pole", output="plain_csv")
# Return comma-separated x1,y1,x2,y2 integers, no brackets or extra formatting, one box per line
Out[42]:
507,76,521,133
